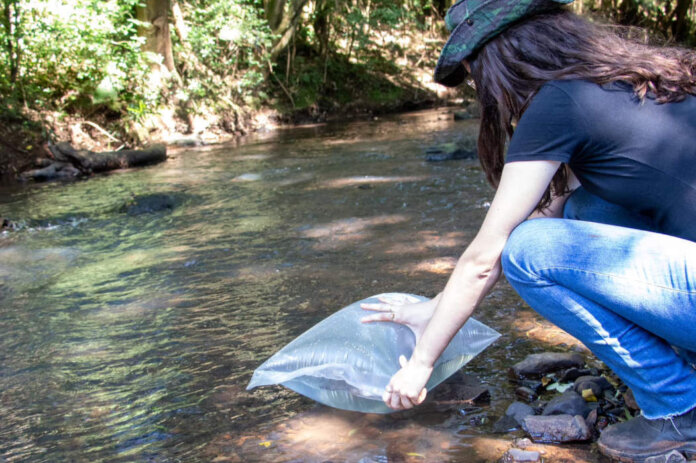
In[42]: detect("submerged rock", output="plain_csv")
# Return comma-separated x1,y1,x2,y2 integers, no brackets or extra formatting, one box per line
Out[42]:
121,193,178,215
425,148,477,162
522,414,591,443
510,352,584,378
644,450,687,463
429,371,490,407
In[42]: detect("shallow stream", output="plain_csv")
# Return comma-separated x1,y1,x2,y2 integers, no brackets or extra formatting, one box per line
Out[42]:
0,109,600,462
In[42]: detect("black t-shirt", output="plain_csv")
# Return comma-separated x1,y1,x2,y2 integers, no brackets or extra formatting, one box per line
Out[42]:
506,79,696,242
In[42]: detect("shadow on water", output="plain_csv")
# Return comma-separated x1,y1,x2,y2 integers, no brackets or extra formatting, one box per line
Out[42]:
0,109,598,462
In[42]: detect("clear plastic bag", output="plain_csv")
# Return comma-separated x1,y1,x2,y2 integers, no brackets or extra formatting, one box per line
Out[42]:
247,293,500,413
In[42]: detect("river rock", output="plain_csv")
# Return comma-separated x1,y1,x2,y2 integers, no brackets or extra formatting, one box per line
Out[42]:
573,375,612,397
558,367,593,383
644,450,687,463
623,388,640,411
506,402,535,425
492,414,520,433
121,193,177,215
515,386,538,402
500,448,541,462
522,414,591,443
585,408,598,429
510,352,584,378
542,390,590,417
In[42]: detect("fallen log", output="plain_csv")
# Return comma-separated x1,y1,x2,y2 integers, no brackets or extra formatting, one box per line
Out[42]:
21,142,167,182
50,142,167,173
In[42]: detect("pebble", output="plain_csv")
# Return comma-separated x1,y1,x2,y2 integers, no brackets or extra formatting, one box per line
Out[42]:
510,352,584,378
501,448,541,462
513,438,533,449
542,390,590,418
522,414,591,443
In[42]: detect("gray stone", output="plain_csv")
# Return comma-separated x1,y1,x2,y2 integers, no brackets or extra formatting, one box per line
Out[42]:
644,450,687,463
511,352,584,378
506,402,535,425
501,448,541,462
542,390,591,418
522,414,592,443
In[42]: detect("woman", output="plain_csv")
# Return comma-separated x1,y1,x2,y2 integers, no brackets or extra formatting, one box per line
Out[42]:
361,0,696,461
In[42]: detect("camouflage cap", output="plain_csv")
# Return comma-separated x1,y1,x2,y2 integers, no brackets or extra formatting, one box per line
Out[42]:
434,0,574,87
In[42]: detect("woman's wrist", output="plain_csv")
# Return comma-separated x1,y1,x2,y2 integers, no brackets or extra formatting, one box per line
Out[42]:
409,348,436,370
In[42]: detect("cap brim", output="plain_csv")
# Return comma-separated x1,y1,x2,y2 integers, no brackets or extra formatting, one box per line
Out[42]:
434,20,476,87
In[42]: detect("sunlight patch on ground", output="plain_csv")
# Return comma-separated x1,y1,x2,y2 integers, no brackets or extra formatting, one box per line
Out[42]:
512,310,588,350
404,256,458,275
386,230,467,255
207,407,459,462
314,175,428,189
301,215,410,251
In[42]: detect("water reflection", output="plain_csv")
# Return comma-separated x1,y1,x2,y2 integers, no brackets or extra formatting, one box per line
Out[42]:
0,109,598,461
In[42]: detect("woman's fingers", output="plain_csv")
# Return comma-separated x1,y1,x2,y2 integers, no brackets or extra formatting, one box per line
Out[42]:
360,302,392,312
399,394,415,409
416,387,427,405
360,302,398,323
360,312,395,323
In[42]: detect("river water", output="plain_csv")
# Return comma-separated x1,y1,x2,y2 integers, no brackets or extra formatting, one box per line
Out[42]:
0,109,598,462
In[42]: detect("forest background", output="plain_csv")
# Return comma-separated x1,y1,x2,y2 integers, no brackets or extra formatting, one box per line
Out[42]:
1,0,695,178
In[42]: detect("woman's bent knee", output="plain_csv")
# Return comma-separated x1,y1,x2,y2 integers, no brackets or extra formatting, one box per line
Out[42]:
502,219,554,285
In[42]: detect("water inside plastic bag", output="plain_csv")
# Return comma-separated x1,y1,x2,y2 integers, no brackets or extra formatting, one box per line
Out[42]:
247,293,500,413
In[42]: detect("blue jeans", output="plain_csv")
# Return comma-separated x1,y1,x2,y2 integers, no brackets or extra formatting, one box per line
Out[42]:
502,187,696,419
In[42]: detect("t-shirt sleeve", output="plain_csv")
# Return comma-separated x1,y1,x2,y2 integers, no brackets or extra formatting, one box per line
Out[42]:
506,82,588,164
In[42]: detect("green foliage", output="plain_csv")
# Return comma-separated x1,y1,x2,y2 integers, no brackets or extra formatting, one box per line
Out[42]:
0,0,150,114
175,0,272,100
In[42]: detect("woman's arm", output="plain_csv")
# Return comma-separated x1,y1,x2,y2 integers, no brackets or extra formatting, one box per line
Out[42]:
382,160,564,410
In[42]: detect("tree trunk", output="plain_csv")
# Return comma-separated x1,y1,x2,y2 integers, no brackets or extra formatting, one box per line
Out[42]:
136,0,180,83
1,0,19,85
263,0,287,31
267,0,310,59
673,0,693,41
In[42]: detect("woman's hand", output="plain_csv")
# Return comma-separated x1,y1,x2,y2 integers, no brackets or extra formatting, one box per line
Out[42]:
360,293,439,342
382,355,432,410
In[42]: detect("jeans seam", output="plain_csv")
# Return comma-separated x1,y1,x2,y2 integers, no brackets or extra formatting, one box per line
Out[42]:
536,266,696,295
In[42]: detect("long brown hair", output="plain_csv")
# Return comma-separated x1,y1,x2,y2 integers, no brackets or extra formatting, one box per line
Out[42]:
470,9,696,210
